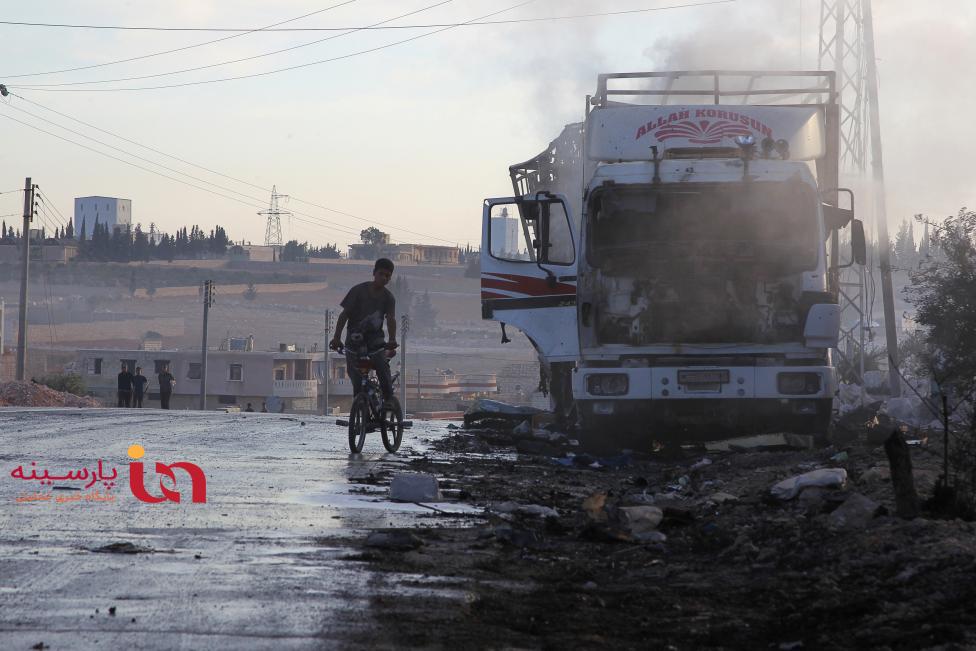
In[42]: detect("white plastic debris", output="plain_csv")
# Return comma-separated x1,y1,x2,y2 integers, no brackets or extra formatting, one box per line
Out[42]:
691,457,713,471
491,501,558,518
836,382,862,415
618,505,664,540
389,473,441,502
770,468,848,500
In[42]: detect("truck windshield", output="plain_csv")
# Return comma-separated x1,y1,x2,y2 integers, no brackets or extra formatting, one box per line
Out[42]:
586,180,822,345
588,181,819,275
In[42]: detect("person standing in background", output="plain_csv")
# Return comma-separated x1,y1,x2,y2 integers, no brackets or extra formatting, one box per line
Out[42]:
117,363,133,408
132,367,148,408
157,364,175,409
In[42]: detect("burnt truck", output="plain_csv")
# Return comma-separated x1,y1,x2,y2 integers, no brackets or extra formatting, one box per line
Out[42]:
480,71,866,438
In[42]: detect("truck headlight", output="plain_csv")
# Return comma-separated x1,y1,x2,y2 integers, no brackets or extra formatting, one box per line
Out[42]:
587,374,629,396
777,372,821,395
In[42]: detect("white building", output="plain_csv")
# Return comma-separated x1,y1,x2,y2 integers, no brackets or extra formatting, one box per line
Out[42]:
490,206,521,258
74,196,132,238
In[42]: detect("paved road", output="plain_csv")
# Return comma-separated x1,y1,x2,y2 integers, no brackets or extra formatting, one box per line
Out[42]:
0,408,473,650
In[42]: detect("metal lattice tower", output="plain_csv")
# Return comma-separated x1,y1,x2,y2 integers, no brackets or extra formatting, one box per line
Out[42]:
818,0,867,173
259,185,290,248
818,0,902,396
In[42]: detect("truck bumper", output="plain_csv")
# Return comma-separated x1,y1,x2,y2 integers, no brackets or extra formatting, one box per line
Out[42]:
573,365,835,436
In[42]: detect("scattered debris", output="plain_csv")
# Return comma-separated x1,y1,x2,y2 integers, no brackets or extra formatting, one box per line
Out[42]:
389,473,441,502
770,468,848,500
365,530,424,551
582,492,608,523
491,501,559,518
617,505,664,541
827,493,883,530
90,542,156,554
463,398,542,430
707,492,739,504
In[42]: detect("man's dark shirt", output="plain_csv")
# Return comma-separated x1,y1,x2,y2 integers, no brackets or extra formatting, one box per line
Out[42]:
341,281,395,347
117,371,133,391
132,374,148,397
158,372,175,394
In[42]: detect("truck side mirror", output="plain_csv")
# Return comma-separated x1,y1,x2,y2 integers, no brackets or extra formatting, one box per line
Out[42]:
851,219,866,266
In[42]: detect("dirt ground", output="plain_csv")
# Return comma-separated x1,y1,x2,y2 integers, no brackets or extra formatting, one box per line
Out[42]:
322,423,976,650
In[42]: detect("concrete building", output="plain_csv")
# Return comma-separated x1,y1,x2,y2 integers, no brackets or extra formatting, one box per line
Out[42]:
490,207,521,258
74,196,132,239
0,242,79,264
75,346,350,413
347,242,460,264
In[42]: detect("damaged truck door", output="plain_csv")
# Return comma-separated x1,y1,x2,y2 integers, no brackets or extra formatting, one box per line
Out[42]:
480,193,579,363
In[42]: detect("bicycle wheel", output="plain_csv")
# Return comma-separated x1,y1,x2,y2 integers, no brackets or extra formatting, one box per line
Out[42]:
380,396,404,453
348,394,369,453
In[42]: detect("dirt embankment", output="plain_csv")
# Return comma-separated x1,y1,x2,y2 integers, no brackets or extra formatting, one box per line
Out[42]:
329,426,976,650
0,381,101,407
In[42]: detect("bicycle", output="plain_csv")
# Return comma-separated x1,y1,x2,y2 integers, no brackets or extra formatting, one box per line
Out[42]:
337,333,404,454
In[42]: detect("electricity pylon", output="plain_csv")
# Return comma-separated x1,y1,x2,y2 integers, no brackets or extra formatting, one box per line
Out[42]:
818,0,901,396
259,185,290,254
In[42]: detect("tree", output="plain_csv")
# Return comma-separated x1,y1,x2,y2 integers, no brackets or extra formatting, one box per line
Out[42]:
309,242,342,259
906,207,976,518
280,240,308,262
894,217,918,269
412,290,438,333
907,207,976,394
360,227,389,247
391,276,412,309
146,275,157,300
464,251,480,278
132,224,150,262
243,282,258,301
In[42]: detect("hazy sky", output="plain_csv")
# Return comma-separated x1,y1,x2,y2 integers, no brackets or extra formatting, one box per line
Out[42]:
0,0,972,249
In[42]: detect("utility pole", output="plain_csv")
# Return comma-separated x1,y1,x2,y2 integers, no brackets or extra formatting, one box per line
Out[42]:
400,313,409,415
323,309,332,416
199,280,215,410
862,0,901,397
16,177,33,381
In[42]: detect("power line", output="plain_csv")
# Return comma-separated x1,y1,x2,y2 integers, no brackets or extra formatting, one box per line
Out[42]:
2,0,565,92
0,106,378,240
6,92,460,244
8,0,458,88
0,2,733,32
0,1,360,80
35,189,69,224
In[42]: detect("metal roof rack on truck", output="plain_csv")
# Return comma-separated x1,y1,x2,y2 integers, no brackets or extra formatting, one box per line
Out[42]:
591,70,836,108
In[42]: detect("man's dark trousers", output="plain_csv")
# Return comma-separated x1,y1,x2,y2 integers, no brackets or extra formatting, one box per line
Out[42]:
117,391,131,408
160,391,172,409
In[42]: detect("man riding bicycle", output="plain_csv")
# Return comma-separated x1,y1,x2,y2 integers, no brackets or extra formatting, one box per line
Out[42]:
329,258,398,408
